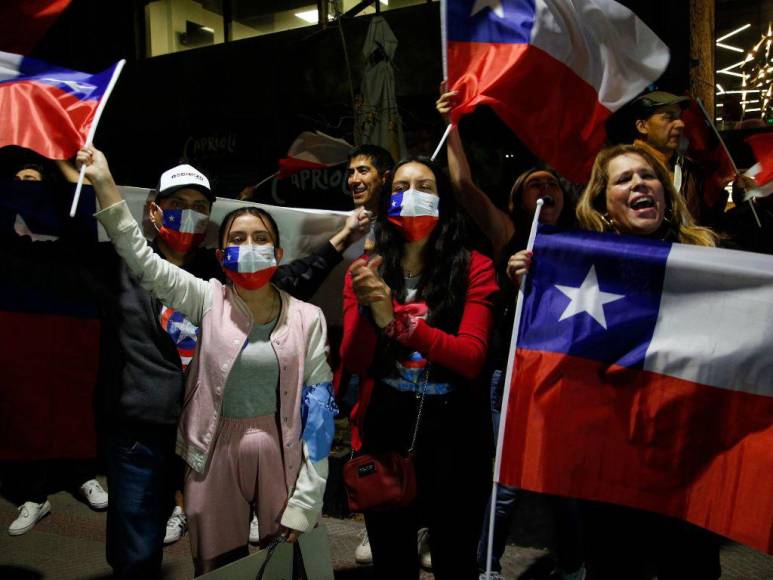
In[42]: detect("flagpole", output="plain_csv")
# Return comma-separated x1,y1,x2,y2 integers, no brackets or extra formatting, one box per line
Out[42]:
440,0,448,80
695,97,738,175
254,171,280,190
430,123,452,162
70,59,126,217
484,199,544,580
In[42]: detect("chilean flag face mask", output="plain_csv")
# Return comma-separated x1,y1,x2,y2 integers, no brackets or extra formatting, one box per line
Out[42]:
221,245,278,290
387,189,440,241
156,207,209,253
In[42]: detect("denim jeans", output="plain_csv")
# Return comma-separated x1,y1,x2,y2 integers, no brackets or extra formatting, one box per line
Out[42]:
106,428,177,579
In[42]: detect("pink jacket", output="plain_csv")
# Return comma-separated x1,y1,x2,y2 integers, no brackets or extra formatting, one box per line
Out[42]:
96,200,334,532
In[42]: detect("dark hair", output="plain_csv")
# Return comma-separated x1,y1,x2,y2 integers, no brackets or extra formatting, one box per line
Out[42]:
376,156,470,334
509,167,575,234
347,144,395,176
218,207,281,249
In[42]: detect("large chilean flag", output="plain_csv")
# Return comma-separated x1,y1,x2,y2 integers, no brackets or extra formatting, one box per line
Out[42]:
497,228,773,554
445,0,670,182
0,51,120,159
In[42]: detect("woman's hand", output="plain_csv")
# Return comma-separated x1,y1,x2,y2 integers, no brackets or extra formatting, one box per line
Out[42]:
349,256,394,328
506,250,533,286
279,526,301,543
436,80,458,124
76,146,114,187
75,146,124,209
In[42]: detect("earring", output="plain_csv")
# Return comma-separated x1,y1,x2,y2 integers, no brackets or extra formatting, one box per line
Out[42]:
601,212,616,231
663,206,674,225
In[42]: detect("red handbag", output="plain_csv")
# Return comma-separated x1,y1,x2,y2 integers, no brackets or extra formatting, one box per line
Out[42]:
342,451,417,512
343,369,429,512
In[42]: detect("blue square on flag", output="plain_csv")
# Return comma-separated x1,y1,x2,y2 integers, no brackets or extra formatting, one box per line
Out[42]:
518,227,670,368
447,0,536,44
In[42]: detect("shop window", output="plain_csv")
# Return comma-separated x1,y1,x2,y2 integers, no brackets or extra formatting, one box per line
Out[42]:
145,0,226,57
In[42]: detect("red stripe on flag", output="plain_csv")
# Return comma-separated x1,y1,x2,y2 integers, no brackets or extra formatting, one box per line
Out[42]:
277,157,329,179
0,0,71,54
0,80,97,159
448,42,610,183
0,311,100,461
746,132,773,186
499,349,773,554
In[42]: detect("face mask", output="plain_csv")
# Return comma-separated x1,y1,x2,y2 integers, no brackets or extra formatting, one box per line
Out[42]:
154,206,209,253
387,188,440,241
221,245,278,290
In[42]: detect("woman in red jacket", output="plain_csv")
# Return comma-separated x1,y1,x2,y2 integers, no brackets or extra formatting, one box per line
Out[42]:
341,156,498,579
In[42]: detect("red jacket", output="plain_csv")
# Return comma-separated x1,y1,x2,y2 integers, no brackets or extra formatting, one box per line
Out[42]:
340,250,498,450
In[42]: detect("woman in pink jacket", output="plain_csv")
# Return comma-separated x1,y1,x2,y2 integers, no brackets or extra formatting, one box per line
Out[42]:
78,146,337,575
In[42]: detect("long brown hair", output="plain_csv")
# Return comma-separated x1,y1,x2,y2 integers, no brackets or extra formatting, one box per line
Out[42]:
576,144,717,247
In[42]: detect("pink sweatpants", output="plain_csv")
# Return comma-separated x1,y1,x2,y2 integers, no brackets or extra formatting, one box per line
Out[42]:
184,415,288,563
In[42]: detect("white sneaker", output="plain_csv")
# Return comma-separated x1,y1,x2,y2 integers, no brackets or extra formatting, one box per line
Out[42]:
479,573,505,580
417,527,432,570
249,515,260,544
8,501,51,536
79,479,108,510
354,529,372,565
164,506,187,545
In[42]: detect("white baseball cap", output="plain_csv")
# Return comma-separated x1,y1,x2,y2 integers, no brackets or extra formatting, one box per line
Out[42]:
157,164,214,203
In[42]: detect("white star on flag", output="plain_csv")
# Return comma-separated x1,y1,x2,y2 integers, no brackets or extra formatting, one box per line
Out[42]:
555,265,624,330
470,0,504,18
169,317,198,343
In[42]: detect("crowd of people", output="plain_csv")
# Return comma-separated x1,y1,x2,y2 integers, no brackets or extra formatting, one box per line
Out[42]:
2,85,768,580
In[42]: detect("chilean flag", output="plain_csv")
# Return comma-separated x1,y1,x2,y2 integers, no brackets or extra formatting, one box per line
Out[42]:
160,208,207,253
746,132,773,191
159,306,199,370
497,228,773,554
445,0,670,182
387,191,440,241
277,131,353,178
0,51,121,159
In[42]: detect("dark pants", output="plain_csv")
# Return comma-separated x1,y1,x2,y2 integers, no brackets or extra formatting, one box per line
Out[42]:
580,500,722,580
362,383,492,580
106,427,177,579
3,459,94,505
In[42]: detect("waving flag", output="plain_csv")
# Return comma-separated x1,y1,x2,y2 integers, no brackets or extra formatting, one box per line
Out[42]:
745,132,773,194
0,51,122,159
0,1,71,55
0,179,101,461
497,228,773,553
445,0,669,182
277,131,353,178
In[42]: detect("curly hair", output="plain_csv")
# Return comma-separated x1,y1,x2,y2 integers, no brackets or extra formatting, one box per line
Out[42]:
576,144,717,247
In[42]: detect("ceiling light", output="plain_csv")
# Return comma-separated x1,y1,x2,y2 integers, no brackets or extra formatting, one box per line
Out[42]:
717,42,745,53
716,24,751,43
295,9,319,24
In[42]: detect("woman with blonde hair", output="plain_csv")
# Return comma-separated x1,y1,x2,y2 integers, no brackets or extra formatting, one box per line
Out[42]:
568,143,721,580
576,143,717,247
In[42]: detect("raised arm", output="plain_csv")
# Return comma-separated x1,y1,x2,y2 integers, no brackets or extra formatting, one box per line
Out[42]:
273,208,370,301
437,91,515,261
77,147,211,324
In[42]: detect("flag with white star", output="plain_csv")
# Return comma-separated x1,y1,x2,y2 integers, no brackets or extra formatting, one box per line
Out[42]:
497,226,773,554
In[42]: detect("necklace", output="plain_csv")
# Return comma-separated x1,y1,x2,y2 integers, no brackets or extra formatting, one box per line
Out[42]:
257,290,279,325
